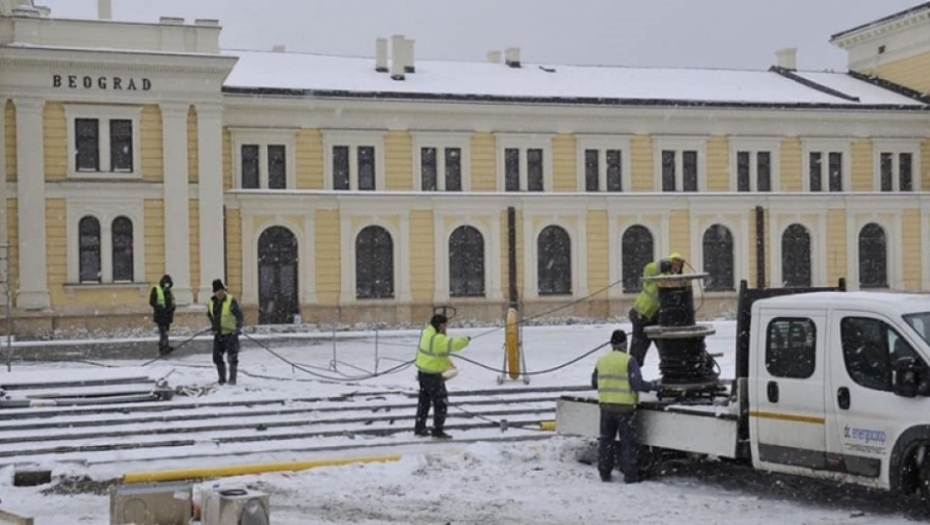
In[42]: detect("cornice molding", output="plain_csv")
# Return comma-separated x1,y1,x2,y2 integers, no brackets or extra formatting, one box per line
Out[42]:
832,10,930,48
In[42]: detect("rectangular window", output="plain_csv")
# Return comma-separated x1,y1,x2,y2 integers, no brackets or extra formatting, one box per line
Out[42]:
505,148,520,191
757,152,771,192
445,148,462,191
809,152,822,192
737,151,750,192
585,149,599,192
828,152,843,192
766,318,816,379
661,150,676,191
76,118,100,172
421,147,437,191
240,145,260,189
109,119,133,172
267,145,286,189
333,146,350,190
683,150,698,192
357,146,376,190
880,152,893,192
900,153,913,192
527,148,544,191
606,150,622,192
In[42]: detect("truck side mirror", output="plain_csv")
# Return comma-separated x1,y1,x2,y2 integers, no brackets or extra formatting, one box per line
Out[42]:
893,357,918,398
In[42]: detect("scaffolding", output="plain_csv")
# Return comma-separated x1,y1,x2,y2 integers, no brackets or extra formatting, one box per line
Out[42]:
0,244,11,371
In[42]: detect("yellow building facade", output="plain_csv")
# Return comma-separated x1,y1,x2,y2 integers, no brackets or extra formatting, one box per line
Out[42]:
0,1,929,337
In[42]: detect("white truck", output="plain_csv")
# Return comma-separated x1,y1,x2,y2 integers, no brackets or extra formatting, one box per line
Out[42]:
556,281,930,506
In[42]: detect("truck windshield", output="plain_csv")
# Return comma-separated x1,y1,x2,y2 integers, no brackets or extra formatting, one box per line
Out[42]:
903,312,930,346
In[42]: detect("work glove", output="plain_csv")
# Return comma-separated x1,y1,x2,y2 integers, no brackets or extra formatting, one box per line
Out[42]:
465,336,471,342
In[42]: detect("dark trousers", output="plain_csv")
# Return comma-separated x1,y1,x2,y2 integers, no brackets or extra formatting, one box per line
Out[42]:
629,308,658,367
213,333,240,384
598,407,639,480
414,371,447,433
157,323,171,354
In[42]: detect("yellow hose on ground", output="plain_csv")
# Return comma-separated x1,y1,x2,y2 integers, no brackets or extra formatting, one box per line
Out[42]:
123,454,401,484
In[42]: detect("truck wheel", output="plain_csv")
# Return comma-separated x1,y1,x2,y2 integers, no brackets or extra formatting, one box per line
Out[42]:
920,455,930,511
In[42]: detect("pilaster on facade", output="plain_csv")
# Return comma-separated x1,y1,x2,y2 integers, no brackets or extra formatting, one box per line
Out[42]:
196,103,225,303
160,102,193,305
14,97,49,309
0,99,6,246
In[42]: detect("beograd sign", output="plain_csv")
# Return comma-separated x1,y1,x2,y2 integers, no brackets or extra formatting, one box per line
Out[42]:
52,74,152,91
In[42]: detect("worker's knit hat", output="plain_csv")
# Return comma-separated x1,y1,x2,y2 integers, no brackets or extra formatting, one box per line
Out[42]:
610,330,627,350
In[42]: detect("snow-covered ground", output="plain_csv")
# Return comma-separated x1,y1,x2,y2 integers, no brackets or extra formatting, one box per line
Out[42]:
0,321,922,524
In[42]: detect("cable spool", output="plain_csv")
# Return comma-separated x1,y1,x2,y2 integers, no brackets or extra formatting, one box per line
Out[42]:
505,308,520,380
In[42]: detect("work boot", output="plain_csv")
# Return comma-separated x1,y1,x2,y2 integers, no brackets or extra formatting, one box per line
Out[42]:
216,363,226,385
229,364,237,386
431,430,452,439
414,428,430,437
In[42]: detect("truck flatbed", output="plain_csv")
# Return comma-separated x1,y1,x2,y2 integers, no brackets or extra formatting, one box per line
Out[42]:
556,393,741,459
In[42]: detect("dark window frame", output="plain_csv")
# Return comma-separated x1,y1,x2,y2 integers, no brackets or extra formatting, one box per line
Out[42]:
781,224,811,288
111,216,134,282
858,223,887,289
621,225,654,293
449,226,485,297
333,145,350,190
267,144,287,190
241,144,260,189
702,224,735,291
109,119,133,172
355,226,394,299
78,216,101,283
537,225,572,296
75,118,100,172
765,317,817,379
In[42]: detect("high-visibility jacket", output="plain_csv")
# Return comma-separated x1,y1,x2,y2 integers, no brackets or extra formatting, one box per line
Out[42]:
595,351,638,405
209,295,238,335
153,285,166,307
415,324,470,374
633,261,662,320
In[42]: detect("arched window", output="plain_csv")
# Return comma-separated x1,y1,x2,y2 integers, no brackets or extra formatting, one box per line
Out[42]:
621,225,654,293
356,226,394,299
703,224,734,291
538,225,571,296
79,216,101,283
449,226,485,297
112,216,134,282
859,223,887,289
781,224,811,288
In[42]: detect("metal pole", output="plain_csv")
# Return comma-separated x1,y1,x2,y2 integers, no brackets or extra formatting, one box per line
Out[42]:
374,328,379,374
3,244,10,372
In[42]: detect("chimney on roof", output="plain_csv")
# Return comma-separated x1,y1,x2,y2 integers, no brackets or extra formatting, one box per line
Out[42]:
97,0,111,19
405,38,415,73
390,34,405,81
375,37,388,72
776,47,797,71
487,50,502,63
272,44,286,52
505,47,521,68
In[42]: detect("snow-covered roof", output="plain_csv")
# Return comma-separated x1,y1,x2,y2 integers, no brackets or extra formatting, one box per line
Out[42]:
222,50,928,108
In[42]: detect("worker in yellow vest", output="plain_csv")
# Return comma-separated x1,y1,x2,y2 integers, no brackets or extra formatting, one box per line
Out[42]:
592,330,659,483
629,253,685,366
207,279,243,385
414,314,470,439
149,274,175,355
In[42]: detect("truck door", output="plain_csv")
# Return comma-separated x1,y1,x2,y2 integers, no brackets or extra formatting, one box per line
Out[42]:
752,312,828,472
826,313,926,483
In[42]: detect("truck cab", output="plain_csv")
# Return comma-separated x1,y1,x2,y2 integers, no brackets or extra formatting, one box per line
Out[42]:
750,291,930,495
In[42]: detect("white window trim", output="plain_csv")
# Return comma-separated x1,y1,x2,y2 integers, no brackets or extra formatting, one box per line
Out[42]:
689,215,747,293
230,128,298,190
64,105,142,179
611,218,663,299
845,212,902,291
652,136,708,192
769,216,827,288
575,134,633,192
496,133,554,192
801,138,852,193
728,137,781,192
432,219,504,303
522,212,587,300
239,216,316,306
338,212,411,304
872,138,922,192
322,130,387,191
66,197,145,284
411,132,472,191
